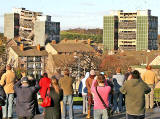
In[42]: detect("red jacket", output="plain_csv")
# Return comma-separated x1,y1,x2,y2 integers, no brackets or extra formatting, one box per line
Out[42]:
39,77,51,99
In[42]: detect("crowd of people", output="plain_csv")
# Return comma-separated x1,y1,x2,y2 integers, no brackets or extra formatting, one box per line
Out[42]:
0,64,159,119
78,66,159,119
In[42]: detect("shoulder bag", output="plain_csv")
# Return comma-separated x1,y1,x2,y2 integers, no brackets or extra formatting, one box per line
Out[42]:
41,87,51,107
95,87,111,117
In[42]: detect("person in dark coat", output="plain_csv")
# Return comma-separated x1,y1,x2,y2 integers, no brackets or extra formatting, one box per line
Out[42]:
44,76,63,119
14,76,40,119
0,85,6,119
28,75,41,114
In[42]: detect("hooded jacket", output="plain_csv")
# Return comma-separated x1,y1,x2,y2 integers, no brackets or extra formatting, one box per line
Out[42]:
81,72,89,95
112,73,125,91
39,77,51,99
120,79,151,115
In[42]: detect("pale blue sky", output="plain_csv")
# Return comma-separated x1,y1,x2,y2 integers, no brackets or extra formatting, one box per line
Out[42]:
0,0,160,32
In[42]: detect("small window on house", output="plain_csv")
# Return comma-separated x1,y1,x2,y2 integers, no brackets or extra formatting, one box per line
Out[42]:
27,57,34,62
35,56,41,62
35,63,41,69
21,64,24,68
27,63,34,69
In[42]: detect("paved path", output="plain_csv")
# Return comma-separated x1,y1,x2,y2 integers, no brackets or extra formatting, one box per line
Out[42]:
12,105,160,119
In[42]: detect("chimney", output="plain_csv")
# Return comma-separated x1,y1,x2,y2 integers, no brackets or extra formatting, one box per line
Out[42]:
88,39,91,45
37,44,40,51
64,38,67,43
18,37,21,42
75,39,78,43
52,40,56,45
20,44,24,51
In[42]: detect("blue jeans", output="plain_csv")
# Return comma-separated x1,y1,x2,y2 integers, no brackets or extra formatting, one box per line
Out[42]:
82,95,88,114
94,109,108,119
62,95,73,119
2,93,14,118
112,91,123,112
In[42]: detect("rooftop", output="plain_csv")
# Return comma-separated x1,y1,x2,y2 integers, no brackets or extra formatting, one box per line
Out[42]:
59,39,93,44
50,43,95,53
51,54,75,67
11,46,48,56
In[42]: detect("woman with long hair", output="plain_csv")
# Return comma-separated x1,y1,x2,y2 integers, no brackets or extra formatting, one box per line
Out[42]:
44,76,63,119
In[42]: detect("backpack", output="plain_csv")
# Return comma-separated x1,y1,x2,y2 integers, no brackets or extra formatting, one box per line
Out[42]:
0,86,6,106
83,87,88,93
0,96,5,106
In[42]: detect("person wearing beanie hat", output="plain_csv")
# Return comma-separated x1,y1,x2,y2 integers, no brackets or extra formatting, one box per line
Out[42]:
14,76,40,119
86,70,96,118
21,77,29,84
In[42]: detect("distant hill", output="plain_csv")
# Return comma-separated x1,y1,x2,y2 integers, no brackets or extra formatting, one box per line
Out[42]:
64,28,103,35
60,28,103,43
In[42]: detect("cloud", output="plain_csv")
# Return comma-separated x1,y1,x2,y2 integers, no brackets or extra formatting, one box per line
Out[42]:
81,2,96,6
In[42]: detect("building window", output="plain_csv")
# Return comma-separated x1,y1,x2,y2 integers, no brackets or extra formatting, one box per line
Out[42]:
21,64,24,68
27,70,34,75
27,63,34,69
27,57,34,62
35,56,41,62
35,63,41,69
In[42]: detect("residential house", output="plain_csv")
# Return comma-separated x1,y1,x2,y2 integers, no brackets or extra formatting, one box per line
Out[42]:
45,42,95,55
45,42,95,77
8,44,48,78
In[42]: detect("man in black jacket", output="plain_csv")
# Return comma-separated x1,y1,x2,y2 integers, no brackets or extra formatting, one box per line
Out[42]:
14,77,40,119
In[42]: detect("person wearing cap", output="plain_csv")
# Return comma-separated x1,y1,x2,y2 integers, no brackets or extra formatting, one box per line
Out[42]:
142,65,158,109
0,64,15,119
14,76,40,119
111,67,125,114
91,74,111,119
59,69,74,119
85,70,96,118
